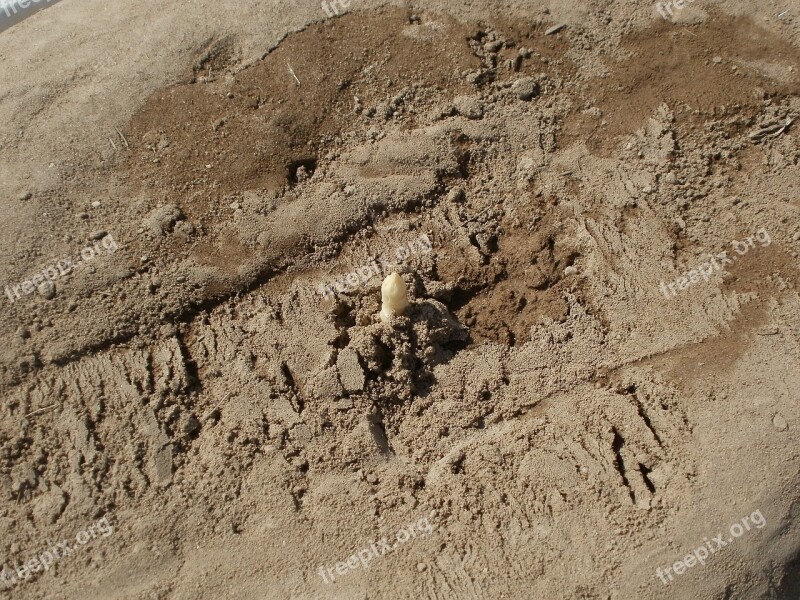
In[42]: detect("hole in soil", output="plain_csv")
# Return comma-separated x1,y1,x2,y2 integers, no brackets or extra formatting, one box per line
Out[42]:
439,202,577,348
287,157,318,185
367,416,393,455
639,463,656,494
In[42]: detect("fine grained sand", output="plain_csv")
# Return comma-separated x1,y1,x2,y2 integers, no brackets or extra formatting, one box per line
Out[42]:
1,0,799,598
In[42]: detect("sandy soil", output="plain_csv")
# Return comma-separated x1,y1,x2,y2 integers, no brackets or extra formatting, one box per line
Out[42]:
1,0,799,599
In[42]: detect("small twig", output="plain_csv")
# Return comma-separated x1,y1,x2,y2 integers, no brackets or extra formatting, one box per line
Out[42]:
458,206,492,229
577,154,588,175
545,24,566,35
771,117,793,137
115,127,130,149
109,137,117,150
749,117,793,142
203,394,230,421
286,61,301,86
23,404,57,419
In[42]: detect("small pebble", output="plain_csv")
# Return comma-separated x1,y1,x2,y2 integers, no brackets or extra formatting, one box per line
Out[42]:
89,230,107,241
512,77,541,101
773,414,788,431
182,415,201,435
453,95,484,119
18,191,32,201
416,563,427,572
564,266,578,276
464,71,482,85
545,23,567,35
712,56,722,64
91,201,101,208
37,281,56,300
792,231,800,241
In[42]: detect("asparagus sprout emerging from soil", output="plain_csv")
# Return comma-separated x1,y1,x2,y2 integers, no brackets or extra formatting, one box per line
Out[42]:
379,272,410,323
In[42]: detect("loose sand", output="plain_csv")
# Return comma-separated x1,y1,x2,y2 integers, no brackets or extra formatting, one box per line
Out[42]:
0,0,799,598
